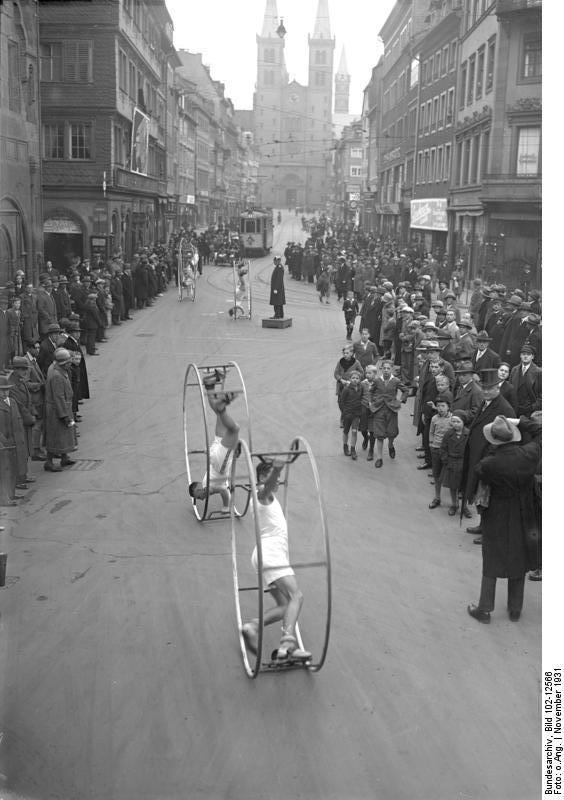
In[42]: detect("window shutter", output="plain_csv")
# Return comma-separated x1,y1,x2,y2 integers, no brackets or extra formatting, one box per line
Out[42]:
64,41,78,81
19,41,27,81
78,41,91,82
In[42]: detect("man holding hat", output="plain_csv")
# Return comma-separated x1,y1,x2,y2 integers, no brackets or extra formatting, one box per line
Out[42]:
472,331,500,372
509,345,541,418
44,348,77,472
36,279,58,339
467,414,541,624
269,256,286,319
460,368,516,539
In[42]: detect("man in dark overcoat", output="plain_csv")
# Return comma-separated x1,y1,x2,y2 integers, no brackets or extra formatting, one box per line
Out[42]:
23,341,47,460
269,257,286,319
0,374,18,505
0,293,9,370
472,331,500,372
53,276,72,321
460,368,516,539
360,286,384,348
64,320,90,413
36,279,58,339
121,266,134,319
37,323,62,376
44,348,76,472
467,415,541,624
452,361,483,423
509,345,541,417
498,295,528,367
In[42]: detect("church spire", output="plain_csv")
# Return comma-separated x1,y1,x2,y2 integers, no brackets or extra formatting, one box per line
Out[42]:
312,0,331,39
261,0,280,38
336,46,349,77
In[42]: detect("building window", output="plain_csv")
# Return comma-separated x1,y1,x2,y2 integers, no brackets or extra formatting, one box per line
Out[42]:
486,36,496,93
439,92,446,128
471,0,479,26
434,51,441,80
467,54,476,105
470,134,480,183
426,100,432,132
8,41,21,112
409,107,417,136
460,61,467,109
43,123,64,158
350,147,362,158
264,48,275,63
476,46,485,99
350,166,362,177
70,122,92,159
444,143,452,182
315,50,327,65
417,150,423,183
315,71,326,86
428,56,434,83
437,146,443,181
456,141,463,184
449,40,457,71
432,97,439,130
119,51,127,92
420,103,426,132
446,88,455,125
429,148,436,182
441,46,449,75
62,41,93,82
516,126,541,175
521,35,541,79
40,42,63,82
462,138,471,184
481,129,490,178
129,63,136,98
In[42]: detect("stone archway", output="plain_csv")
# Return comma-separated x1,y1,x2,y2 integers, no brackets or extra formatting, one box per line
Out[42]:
0,225,14,286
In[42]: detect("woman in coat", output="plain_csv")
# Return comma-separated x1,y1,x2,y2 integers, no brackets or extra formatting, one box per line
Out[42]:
467,415,541,624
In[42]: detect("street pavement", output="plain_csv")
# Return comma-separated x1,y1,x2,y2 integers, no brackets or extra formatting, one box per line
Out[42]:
0,212,541,800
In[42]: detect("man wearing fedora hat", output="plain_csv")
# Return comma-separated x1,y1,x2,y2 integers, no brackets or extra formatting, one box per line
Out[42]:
467,414,541,624
499,294,528,368
509,345,541,418
64,320,89,413
472,331,500,372
36,278,58,339
460,368,516,539
37,323,62,376
454,317,476,362
452,361,483,427
44,348,77,472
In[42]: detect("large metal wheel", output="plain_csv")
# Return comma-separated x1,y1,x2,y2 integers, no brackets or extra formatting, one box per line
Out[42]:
231,436,331,678
182,361,253,522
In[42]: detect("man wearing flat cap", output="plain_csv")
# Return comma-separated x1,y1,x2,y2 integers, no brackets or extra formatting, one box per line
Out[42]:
509,345,541,418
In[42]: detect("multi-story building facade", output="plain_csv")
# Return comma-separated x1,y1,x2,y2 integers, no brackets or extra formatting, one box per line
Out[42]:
361,59,383,231
480,0,541,287
449,0,499,277
411,1,460,255
377,0,430,242
332,120,364,223
253,0,334,210
39,0,178,267
0,0,42,284
171,72,197,230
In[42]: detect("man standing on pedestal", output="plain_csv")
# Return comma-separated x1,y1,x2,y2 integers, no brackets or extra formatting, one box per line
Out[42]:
270,256,286,319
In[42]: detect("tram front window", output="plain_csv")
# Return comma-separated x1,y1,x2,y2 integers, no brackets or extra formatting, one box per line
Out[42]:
244,219,256,234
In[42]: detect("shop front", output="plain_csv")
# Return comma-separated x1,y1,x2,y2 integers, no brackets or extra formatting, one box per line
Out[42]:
43,214,85,274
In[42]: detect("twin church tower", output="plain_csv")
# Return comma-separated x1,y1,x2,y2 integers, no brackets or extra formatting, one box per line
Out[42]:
253,0,350,210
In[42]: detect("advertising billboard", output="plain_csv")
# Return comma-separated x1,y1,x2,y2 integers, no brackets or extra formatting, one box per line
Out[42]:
410,199,448,231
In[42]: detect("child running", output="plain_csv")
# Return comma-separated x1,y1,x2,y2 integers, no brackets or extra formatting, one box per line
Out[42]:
241,459,312,662
440,412,469,515
428,392,453,509
367,359,409,468
339,369,363,460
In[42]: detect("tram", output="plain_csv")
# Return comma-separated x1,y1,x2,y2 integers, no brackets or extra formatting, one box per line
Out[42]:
239,209,273,256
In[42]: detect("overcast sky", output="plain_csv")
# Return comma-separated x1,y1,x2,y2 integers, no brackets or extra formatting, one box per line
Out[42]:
165,0,397,114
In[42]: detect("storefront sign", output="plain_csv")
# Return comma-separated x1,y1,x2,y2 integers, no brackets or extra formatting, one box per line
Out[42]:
383,147,401,163
186,194,195,205
348,191,360,201
410,199,448,231
43,218,82,234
